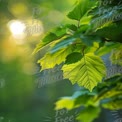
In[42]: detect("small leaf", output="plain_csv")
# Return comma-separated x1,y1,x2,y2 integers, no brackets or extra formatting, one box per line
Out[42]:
76,106,101,122
96,42,120,56
55,90,92,110
110,45,122,65
50,36,77,53
55,97,75,110
102,98,122,110
80,35,101,46
38,46,72,70
65,52,83,64
67,0,96,21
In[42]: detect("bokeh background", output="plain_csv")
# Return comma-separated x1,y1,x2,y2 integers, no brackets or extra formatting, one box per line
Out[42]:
0,0,77,122
0,0,121,122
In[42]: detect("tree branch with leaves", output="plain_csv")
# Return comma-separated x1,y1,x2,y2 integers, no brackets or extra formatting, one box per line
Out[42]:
34,0,122,121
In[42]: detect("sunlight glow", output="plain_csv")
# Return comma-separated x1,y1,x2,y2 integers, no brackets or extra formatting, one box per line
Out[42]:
8,20,26,39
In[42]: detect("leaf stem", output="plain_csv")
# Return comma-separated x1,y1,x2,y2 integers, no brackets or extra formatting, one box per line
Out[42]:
77,20,81,28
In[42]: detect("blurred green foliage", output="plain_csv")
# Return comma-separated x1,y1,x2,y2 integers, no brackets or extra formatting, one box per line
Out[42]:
0,0,75,122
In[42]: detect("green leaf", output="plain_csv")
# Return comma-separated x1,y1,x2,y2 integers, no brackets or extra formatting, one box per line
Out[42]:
84,42,99,54
94,83,122,102
55,91,83,110
74,94,94,107
90,4,122,31
55,97,75,110
33,24,76,54
38,46,73,70
96,42,120,56
79,24,90,32
55,90,92,110
80,15,93,25
76,106,101,122
50,34,101,54
80,35,101,46
110,45,122,65
65,52,83,64
50,36,77,53
102,98,122,110
62,53,106,91
67,0,96,21
94,22,122,42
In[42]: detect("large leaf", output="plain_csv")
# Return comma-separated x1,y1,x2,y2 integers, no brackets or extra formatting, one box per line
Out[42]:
67,0,96,21
62,53,106,91
38,46,73,70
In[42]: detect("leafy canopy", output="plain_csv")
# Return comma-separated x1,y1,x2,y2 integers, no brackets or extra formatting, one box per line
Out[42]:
34,0,122,121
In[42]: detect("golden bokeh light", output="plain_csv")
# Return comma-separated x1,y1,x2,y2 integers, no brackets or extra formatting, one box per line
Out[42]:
8,20,26,40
